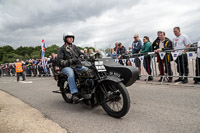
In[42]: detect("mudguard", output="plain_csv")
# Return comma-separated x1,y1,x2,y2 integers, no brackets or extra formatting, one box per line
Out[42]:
94,75,123,94
102,58,139,87
94,75,124,105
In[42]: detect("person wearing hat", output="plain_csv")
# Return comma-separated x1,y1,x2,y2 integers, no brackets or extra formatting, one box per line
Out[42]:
15,59,25,81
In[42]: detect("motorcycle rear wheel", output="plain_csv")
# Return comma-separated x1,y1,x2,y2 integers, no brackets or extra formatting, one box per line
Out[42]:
100,81,130,118
60,81,73,103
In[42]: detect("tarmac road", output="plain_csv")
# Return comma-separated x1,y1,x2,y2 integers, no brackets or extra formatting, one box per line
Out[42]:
0,77,200,133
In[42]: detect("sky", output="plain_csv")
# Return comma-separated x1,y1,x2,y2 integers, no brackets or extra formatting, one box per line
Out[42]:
0,0,200,49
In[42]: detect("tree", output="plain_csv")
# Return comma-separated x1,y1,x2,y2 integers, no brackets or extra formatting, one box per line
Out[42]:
45,44,59,57
31,51,41,59
105,48,110,54
15,46,35,56
1,53,23,64
2,45,14,53
0,45,14,62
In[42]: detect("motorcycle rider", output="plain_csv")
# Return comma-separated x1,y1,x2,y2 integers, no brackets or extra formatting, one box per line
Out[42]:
57,32,86,103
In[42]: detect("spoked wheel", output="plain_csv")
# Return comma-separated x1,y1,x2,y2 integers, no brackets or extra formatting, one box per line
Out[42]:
100,81,130,118
60,81,73,103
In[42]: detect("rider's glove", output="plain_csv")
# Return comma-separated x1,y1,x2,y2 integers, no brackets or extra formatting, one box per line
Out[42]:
72,59,81,65
60,60,70,67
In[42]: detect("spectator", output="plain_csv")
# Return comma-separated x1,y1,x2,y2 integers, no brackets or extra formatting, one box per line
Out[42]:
80,50,84,53
140,36,153,81
152,31,162,48
114,42,118,52
49,56,52,69
2,64,6,76
117,42,128,65
173,27,191,84
32,59,38,77
130,34,142,77
154,31,173,82
38,59,44,77
89,49,95,56
95,49,103,59
9,63,15,76
26,60,32,77
50,53,58,75
193,39,200,84
5,63,10,76
152,31,162,76
107,48,117,59
84,48,89,59
45,57,51,76
0,65,1,77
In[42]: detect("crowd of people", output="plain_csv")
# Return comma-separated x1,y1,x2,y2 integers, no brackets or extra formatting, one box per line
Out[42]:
1,27,200,85
107,27,200,84
0,49,104,80
0,53,58,79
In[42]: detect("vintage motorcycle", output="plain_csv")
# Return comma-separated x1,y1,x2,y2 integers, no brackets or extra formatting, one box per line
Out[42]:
53,55,139,118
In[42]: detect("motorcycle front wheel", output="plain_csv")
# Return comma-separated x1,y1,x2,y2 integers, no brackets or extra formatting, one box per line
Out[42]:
100,81,130,118
60,81,73,103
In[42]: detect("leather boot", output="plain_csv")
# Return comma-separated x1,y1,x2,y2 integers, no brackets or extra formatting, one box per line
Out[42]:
174,74,183,82
182,74,188,84
168,77,173,82
72,93,80,104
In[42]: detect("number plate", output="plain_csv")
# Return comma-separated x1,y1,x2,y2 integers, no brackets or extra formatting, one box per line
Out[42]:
95,61,106,72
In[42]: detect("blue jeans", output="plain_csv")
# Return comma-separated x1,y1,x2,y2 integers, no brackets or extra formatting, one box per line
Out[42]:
61,66,87,94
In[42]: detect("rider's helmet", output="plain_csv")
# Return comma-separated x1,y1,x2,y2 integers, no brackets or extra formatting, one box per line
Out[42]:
63,32,75,43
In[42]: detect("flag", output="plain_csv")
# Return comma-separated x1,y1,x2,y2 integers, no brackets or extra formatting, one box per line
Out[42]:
159,52,166,60
139,56,144,63
129,58,135,64
114,59,119,63
122,59,127,64
41,39,47,73
171,52,179,61
186,52,195,61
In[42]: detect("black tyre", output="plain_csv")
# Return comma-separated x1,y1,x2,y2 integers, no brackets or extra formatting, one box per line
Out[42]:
100,81,130,118
60,81,73,103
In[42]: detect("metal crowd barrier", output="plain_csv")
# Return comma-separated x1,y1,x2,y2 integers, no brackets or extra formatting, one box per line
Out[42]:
0,66,53,77
113,47,200,83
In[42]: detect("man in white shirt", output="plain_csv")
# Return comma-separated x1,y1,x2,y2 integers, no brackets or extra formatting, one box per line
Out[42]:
173,27,191,83
193,39,200,84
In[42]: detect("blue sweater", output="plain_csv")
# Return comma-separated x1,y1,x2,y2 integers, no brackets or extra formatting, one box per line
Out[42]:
132,40,142,54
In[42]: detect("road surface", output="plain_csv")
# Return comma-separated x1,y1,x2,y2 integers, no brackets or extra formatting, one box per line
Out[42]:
0,77,200,133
